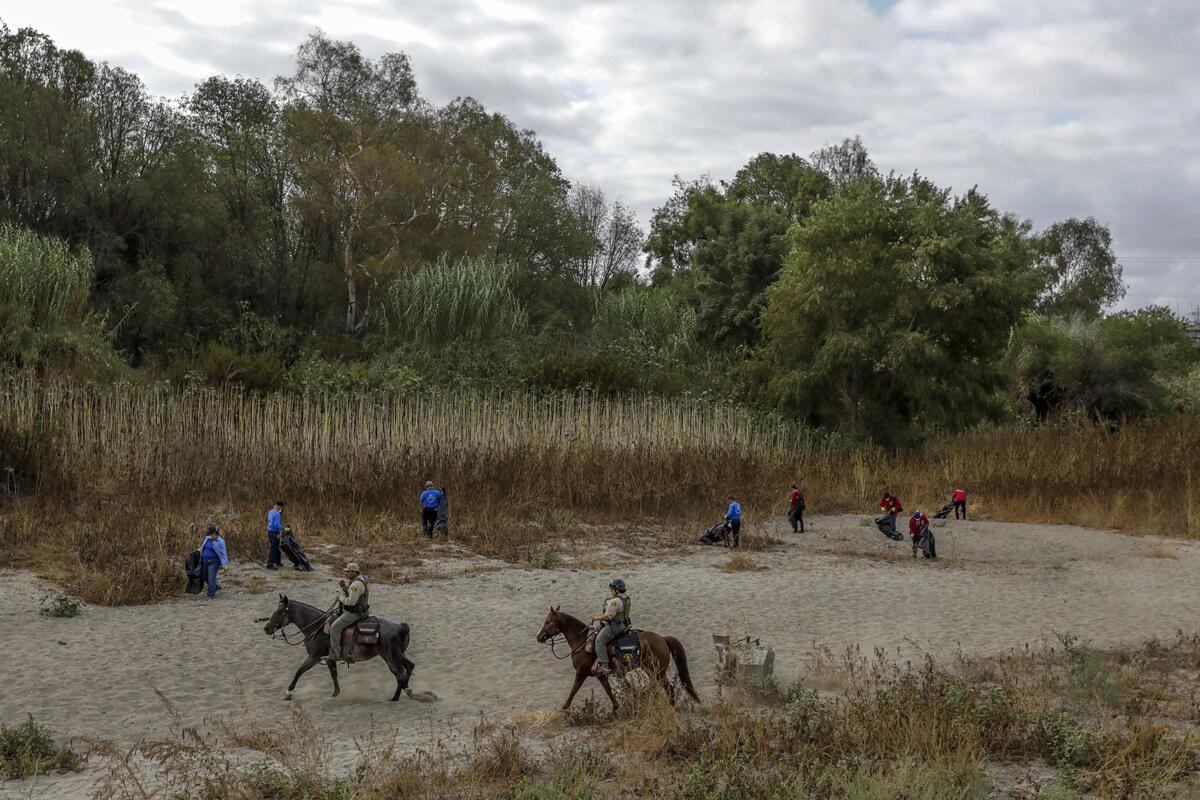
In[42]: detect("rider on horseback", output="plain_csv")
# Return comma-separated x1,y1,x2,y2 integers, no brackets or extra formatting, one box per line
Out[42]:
589,578,631,676
326,563,369,664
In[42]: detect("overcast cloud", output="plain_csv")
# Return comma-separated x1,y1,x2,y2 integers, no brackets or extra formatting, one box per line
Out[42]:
4,0,1199,312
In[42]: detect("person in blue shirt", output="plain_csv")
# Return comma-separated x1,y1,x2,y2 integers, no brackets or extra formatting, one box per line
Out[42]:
420,482,443,537
725,496,742,548
200,526,229,598
265,501,284,569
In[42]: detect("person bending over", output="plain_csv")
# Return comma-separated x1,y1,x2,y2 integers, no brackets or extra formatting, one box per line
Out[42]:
725,496,743,548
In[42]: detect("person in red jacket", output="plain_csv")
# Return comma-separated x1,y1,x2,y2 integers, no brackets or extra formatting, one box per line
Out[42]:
880,491,903,538
788,484,806,533
952,487,967,519
909,510,936,558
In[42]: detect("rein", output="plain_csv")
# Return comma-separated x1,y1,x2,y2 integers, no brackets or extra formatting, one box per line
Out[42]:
545,617,590,660
274,602,336,646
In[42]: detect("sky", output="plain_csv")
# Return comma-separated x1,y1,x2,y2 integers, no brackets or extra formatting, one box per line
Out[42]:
4,0,1199,314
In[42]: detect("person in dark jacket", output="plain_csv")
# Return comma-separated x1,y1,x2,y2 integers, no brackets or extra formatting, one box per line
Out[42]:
200,526,229,598
788,485,806,533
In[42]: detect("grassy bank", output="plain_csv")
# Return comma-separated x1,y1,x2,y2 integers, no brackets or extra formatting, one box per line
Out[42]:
83,634,1200,799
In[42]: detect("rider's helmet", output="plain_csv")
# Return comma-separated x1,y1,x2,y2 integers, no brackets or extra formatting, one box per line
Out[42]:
609,578,626,593
914,510,922,519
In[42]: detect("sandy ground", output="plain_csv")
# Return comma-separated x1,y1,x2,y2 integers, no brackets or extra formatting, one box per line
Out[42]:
4,514,1200,797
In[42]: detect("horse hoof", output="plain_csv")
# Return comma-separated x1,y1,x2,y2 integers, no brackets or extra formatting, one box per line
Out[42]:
284,692,293,701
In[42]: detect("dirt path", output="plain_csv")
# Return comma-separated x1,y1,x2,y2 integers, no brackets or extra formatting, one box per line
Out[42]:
4,515,1199,797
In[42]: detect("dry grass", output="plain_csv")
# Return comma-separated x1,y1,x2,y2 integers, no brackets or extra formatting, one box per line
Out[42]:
83,635,1200,799
717,553,766,572
1134,544,1180,559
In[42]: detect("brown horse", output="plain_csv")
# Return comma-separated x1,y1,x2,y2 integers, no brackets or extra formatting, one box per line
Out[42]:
535,606,700,712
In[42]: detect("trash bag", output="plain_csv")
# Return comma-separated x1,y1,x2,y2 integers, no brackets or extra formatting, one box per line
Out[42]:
280,529,313,571
699,521,731,546
875,514,903,541
933,501,955,520
915,527,937,559
184,550,204,594
435,492,450,534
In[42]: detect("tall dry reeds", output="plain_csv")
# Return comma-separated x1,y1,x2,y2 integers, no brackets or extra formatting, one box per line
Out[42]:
3,378,1199,536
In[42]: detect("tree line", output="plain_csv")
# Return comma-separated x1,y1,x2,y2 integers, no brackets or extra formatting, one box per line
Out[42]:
1,22,1196,444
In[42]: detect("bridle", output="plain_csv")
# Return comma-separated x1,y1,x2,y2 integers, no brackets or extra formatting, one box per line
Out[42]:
541,617,590,660
270,602,336,646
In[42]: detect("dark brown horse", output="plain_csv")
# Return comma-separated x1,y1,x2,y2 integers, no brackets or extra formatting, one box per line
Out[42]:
536,606,700,712
263,594,415,701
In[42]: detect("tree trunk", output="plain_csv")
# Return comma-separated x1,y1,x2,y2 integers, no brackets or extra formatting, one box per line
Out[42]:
343,222,358,335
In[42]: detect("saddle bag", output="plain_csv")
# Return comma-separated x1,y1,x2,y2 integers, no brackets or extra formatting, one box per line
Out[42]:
613,632,641,669
354,620,381,645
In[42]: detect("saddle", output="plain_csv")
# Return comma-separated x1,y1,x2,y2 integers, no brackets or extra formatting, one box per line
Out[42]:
607,631,642,669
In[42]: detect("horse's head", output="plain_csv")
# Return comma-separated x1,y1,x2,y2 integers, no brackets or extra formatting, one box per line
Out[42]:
536,605,562,643
264,594,289,635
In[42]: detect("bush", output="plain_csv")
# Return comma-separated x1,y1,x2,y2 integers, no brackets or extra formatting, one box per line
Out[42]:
0,717,84,779
39,591,83,618
283,351,424,394
524,350,640,394
171,343,283,391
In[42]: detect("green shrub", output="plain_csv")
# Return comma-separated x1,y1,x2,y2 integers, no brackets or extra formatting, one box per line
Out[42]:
171,343,283,391
0,717,84,779
523,350,640,394
283,351,424,394
39,591,83,618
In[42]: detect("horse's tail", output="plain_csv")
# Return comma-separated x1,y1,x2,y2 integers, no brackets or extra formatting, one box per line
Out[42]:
665,636,700,703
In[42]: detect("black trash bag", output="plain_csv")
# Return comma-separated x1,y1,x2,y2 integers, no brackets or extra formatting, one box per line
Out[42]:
874,514,903,541
916,527,937,559
184,550,204,594
280,529,313,571
435,492,450,535
699,521,730,546
933,501,955,520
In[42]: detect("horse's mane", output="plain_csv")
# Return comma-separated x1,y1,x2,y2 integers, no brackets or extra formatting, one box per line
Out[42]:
554,609,588,633
285,597,327,616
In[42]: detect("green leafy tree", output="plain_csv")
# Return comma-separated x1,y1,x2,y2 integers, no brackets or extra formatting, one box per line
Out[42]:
762,174,1040,442
1013,309,1198,422
1034,216,1125,319
277,32,419,335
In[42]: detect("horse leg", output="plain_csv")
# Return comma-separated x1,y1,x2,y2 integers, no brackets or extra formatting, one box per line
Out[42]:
597,674,618,713
386,650,411,702
659,665,675,704
285,655,320,701
562,671,586,710
327,659,341,697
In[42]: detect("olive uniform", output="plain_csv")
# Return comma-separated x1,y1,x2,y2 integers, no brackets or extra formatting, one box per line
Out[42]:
594,593,632,669
329,575,369,660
